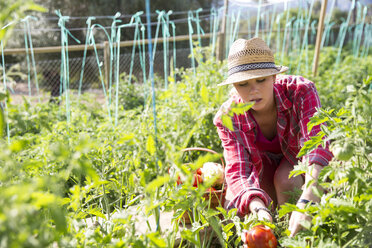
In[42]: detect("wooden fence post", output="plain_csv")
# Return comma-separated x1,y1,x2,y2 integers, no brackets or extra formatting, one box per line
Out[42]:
217,0,229,61
103,41,110,88
312,0,328,77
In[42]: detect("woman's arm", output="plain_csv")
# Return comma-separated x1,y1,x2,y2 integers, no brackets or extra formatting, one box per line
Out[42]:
289,78,333,236
249,197,273,222
289,163,323,236
297,81,333,166
215,119,272,217
300,163,323,202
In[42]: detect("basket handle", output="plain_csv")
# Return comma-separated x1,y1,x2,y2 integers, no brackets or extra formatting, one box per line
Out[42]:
181,147,225,168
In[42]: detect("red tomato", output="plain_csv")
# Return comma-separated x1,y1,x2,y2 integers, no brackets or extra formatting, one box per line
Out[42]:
192,174,203,187
207,187,217,192
244,225,277,248
196,168,203,175
168,168,183,185
176,176,183,185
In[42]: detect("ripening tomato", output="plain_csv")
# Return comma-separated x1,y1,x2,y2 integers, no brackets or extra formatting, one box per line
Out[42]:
332,143,354,161
192,174,203,187
244,225,277,248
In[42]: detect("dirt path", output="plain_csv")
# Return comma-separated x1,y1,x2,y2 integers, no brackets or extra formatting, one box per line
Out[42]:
9,82,106,106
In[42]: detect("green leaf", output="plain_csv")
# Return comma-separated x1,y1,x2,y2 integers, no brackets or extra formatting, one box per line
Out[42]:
180,229,199,245
223,222,235,233
61,198,71,206
230,102,254,116
50,206,67,233
336,107,348,117
289,162,307,178
227,208,238,219
146,232,167,248
221,114,234,131
0,105,4,138
146,135,156,156
216,206,228,218
31,192,58,209
87,208,106,220
297,134,324,158
173,209,187,220
118,133,135,144
145,175,170,193
191,222,204,232
0,91,8,101
25,3,47,12
10,139,27,152
278,203,298,217
307,115,328,133
200,84,209,104
208,216,225,245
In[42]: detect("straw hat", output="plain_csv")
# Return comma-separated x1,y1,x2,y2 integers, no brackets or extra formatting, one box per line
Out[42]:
218,37,288,86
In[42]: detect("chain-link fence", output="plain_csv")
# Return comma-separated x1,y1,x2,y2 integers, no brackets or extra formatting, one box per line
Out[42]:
7,46,195,100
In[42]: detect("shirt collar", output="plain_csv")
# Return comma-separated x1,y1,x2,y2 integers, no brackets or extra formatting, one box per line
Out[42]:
273,84,292,112
233,85,292,132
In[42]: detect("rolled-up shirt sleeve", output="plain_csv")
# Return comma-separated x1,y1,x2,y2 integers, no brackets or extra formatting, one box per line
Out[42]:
297,81,333,166
215,119,272,216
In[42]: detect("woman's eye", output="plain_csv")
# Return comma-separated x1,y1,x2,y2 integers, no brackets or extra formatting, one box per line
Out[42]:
256,78,266,83
238,82,248,87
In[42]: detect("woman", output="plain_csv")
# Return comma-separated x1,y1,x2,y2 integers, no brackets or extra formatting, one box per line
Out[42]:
213,37,333,236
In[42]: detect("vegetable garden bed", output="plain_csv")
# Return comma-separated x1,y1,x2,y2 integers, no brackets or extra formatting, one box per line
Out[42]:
0,47,371,247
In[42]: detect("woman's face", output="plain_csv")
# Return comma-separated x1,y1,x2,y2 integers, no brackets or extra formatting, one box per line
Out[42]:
233,75,276,113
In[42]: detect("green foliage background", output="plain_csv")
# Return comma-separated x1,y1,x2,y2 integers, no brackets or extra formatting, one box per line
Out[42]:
0,42,371,247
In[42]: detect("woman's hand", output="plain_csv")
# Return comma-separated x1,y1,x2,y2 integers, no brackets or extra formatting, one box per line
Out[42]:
257,209,273,222
288,208,311,237
249,197,273,222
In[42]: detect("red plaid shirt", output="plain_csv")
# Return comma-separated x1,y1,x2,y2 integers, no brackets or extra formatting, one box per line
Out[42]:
213,75,333,216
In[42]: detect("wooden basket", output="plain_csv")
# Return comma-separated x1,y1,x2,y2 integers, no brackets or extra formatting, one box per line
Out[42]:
179,147,226,224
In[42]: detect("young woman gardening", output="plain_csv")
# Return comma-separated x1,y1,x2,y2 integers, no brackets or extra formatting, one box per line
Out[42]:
213,38,333,236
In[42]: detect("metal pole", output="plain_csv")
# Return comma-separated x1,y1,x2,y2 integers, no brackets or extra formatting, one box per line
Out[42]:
312,0,328,77
145,0,160,232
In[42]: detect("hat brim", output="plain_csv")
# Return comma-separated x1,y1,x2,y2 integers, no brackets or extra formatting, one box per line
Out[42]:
218,65,289,86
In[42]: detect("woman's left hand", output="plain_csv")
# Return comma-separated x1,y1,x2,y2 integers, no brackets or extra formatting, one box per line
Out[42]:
288,209,311,237
289,163,323,237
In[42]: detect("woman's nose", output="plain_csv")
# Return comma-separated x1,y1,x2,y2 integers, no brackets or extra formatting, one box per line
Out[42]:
249,84,259,93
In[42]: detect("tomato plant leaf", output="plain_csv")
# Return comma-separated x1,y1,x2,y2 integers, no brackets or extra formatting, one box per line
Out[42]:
229,102,254,116
87,208,106,220
223,222,235,233
307,115,328,133
208,215,225,245
200,84,209,104
297,134,324,158
146,135,156,156
145,175,170,193
146,232,167,248
221,114,234,131
0,104,4,138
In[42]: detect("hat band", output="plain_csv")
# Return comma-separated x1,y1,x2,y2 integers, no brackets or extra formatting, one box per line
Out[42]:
228,62,279,76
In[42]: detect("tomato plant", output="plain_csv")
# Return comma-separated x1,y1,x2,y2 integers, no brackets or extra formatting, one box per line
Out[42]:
0,32,371,247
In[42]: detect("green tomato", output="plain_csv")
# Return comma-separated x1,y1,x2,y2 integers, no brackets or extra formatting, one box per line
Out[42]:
332,143,354,161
